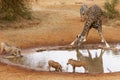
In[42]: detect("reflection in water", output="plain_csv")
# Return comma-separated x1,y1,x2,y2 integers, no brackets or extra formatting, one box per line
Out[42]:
75,47,104,73
111,49,120,55
2,48,120,73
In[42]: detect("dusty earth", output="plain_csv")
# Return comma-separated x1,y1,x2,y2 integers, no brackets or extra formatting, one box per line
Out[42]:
0,0,120,80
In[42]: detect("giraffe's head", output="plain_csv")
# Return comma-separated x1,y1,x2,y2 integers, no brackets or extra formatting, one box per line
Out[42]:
77,35,86,46
70,35,86,46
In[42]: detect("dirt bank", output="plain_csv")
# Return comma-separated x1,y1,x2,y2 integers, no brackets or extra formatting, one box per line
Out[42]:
0,62,120,80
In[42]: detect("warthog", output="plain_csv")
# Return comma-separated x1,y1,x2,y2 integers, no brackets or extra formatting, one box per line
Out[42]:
48,60,62,72
67,58,88,73
0,42,22,57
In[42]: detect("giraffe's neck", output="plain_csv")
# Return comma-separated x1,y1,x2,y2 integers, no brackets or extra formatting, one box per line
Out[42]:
79,18,93,39
80,25,89,37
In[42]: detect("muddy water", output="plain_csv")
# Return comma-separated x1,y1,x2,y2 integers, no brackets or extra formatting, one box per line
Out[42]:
0,47,120,74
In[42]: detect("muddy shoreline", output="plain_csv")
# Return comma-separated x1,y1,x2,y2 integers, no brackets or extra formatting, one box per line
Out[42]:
36,43,120,52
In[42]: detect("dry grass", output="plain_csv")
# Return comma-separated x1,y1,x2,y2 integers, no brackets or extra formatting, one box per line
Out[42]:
0,9,120,49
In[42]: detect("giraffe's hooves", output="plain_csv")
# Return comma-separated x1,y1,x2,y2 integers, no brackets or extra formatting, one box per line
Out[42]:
105,42,110,48
101,39,104,43
70,41,75,46
83,39,86,42
106,44,110,48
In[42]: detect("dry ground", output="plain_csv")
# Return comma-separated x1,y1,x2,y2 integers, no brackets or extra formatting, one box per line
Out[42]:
1,62,120,80
0,0,120,48
0,0,120,80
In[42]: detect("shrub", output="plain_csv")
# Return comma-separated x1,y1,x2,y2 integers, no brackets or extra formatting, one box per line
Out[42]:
103,0,119,19
0,0,31,21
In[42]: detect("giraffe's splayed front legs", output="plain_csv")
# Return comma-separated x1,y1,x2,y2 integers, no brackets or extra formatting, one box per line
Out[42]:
98,32,110,48
70,38,77,46
101,39,110,48
77,36,86,46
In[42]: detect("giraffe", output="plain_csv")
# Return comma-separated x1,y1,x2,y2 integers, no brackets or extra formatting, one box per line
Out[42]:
71,5,110,47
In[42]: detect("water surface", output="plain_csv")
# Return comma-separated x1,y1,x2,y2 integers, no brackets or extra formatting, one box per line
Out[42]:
2,48,120,73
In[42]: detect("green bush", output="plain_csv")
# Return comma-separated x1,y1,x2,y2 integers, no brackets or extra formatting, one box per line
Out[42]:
103,0,119,19
0,0,31,21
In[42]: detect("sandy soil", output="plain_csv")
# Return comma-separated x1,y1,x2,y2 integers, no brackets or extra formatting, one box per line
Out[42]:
0,0,120,80
1,62,120,80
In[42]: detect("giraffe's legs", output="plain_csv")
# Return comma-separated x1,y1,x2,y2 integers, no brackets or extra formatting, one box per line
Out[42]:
98,31,110,48
70,34,82,46
94,19,110,48
70,27,89,46
70,38,77,46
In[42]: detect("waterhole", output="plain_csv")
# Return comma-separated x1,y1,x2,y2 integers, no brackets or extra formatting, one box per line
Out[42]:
0,44,120,74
